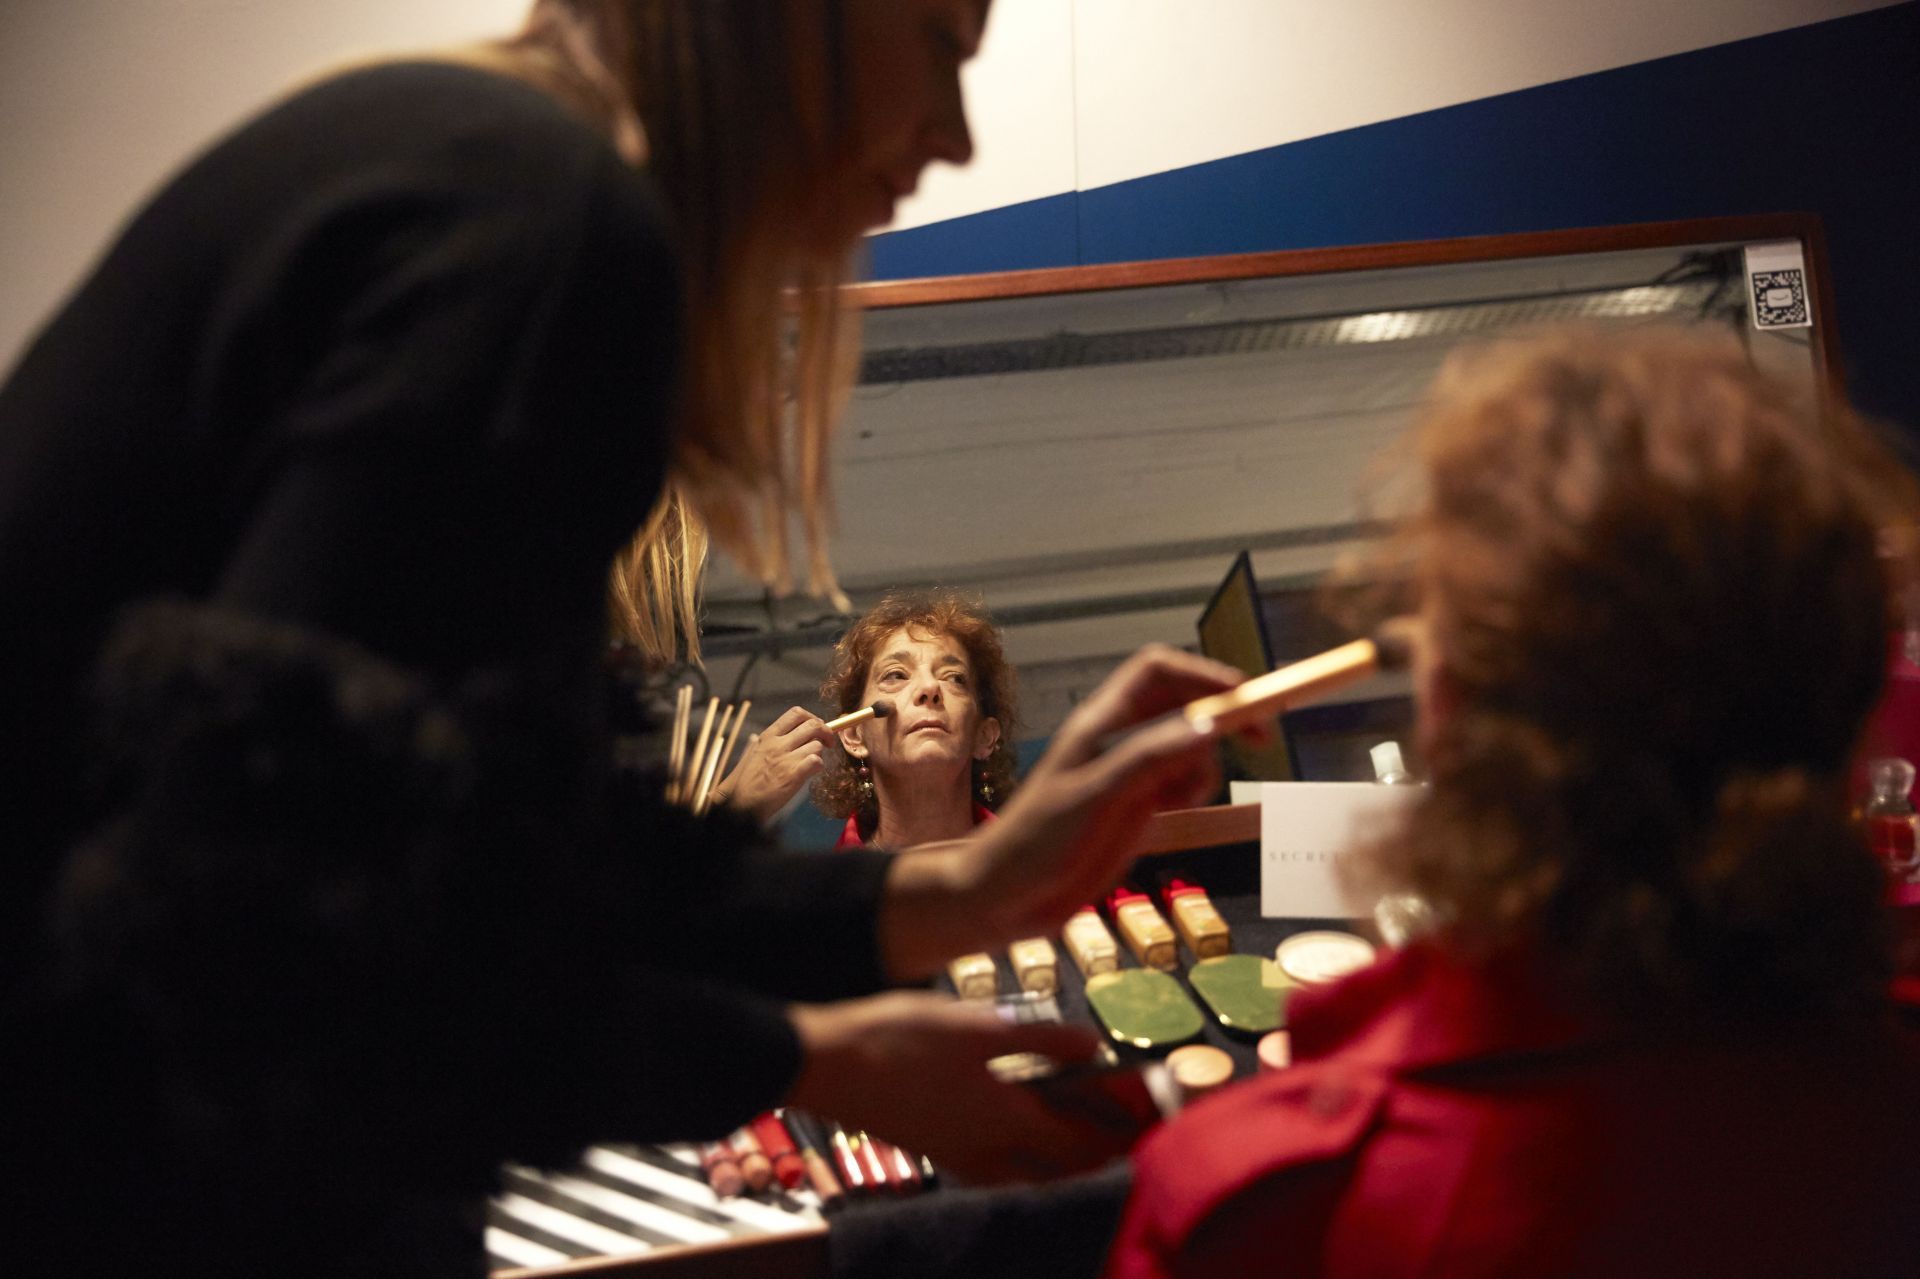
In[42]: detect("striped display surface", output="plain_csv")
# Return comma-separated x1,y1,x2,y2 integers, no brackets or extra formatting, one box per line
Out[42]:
487,1143,823,1273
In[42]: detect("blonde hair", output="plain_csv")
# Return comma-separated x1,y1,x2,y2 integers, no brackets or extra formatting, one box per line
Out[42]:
471,0,860,660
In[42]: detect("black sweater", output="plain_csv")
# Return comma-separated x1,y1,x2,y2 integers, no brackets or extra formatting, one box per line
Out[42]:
0,62,891,1276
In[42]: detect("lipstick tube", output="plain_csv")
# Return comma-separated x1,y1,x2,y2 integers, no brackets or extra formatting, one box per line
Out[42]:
873,1137,922,1191
697,1140,744,1198
777,1109,845,1209
749,1111,807,1191
1108,887,1178,972
826,1122,870,1196
1161,879,1232,959
727,1125,773,1193
849,1129,893,1192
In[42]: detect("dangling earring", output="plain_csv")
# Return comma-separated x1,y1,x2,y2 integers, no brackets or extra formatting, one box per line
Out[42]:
976,765,994,806
857,760,875,806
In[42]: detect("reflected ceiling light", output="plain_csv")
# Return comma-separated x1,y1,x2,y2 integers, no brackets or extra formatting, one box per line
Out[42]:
859,280,1721,385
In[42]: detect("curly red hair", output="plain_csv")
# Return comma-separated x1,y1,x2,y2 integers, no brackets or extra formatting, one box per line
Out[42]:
811,591,1019,832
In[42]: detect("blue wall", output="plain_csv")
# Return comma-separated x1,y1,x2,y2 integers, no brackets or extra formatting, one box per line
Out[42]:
870,3,1920,434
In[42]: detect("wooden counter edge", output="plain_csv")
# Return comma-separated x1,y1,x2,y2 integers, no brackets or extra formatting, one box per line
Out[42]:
1137,803,1261,856
497,1224,830,1279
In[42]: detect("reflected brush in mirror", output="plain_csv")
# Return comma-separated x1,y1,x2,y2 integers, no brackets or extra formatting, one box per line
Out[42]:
666,684,693,804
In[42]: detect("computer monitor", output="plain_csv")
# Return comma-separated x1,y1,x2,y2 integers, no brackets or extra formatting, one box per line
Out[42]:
1197,551,1419,783
1196,551,1298,782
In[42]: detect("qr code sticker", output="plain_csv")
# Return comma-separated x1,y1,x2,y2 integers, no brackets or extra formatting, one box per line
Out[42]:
1751,269,1809,328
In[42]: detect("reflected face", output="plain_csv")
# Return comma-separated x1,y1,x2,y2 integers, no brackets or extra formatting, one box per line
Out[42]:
823,0,989,240
843,625,1000,783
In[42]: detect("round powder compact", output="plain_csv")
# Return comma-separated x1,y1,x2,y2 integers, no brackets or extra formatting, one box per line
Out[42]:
1275,931,1377,986
1256,1030,1292,1072
1166,1044,1235,1104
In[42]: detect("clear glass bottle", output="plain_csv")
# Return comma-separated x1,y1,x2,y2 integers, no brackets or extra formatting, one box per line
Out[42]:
1863,758,1920,883
1369,740,1433,945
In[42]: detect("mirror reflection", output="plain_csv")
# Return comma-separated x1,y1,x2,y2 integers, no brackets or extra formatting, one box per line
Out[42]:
690,220,1829,841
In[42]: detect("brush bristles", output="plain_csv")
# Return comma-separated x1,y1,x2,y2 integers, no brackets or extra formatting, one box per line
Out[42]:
869,699,895,719
1370,617,1420,673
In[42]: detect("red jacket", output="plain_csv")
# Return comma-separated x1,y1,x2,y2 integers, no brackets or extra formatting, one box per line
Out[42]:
1107,943,1920,1278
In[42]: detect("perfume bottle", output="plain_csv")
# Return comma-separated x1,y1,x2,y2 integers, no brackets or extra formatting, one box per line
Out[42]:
1369,740,1432,945
1863,758,1920,882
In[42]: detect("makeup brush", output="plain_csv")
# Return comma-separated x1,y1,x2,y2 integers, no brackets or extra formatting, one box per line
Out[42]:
666,685,692,804
823,699,895,733
1105,620,1418,752
693,700,751,815
1181,622,1416,738
682,696,720,800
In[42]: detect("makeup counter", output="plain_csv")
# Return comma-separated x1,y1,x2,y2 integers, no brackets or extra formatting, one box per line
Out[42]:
485,803,1341,1279
484,806,1920,1279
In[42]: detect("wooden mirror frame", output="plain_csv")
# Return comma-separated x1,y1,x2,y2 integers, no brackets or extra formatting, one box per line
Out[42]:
849,213,1842,397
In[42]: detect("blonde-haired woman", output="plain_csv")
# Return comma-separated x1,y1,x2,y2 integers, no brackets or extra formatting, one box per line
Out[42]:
0,3,1239,1275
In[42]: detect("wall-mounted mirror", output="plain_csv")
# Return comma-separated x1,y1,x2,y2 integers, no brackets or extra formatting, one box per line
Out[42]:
699,215,1835,784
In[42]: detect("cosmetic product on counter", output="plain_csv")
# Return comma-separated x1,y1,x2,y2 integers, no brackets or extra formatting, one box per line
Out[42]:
776,1110,845,1209
727,1126,773,1193
1257,1030,1292,1072
1108,887,1178,972
1370,740,1414,785
1275,931,1377,986
1188,953,1289,1034
848,1130,893,1193
946,951,998,999
991,1041,1178,1139
872,1137,922,1191
697,1141,745,1198
826,1122,871,1196
749,1112,807,1191
994,990,1063,1024
1084,968,1205,1050
1008,936,1059,995
1063,905,1120,977
1863,757,1920,880
1166,1044,1235,1105
1368,741,1435,945
1161,878,1232,959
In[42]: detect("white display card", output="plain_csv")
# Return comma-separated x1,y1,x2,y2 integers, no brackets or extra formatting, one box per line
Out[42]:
1257,782,1419,919
1743,240,1813,331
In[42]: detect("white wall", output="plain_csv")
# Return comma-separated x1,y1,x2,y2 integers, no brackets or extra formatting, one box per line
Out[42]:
0,0,1902,368
0,0,526,370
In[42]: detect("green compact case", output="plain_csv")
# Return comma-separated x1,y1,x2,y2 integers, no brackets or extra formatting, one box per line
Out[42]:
1084,969,1206,1050
1188,955,1293,1035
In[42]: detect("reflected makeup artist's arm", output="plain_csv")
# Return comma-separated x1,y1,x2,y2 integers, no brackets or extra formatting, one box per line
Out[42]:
709,705,838,822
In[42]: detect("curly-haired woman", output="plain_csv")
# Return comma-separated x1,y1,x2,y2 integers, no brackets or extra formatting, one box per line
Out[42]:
1105,327,1920,1278
717,590,1020,849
